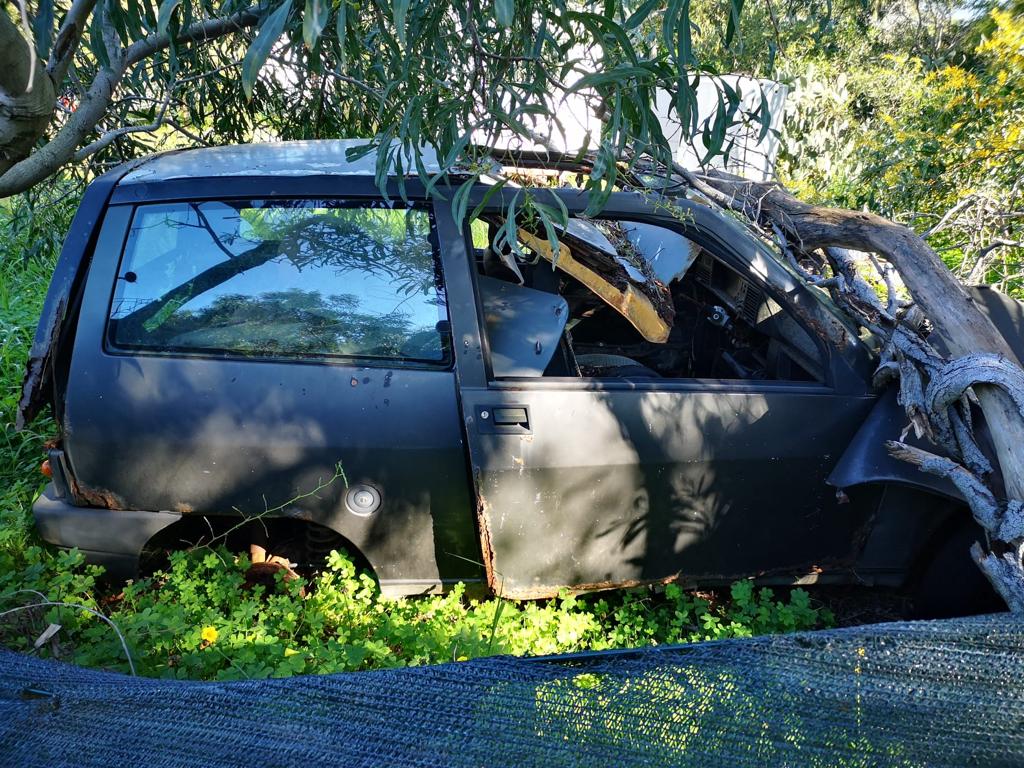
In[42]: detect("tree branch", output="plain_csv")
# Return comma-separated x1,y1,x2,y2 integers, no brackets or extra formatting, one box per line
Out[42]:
47,0,99,85
975,238,1024,264
0,11,55,175
72,87,173,162
0,7,261,198
124,8,261,67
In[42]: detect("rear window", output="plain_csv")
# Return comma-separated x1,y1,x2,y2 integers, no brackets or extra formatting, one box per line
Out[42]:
108,200,448,365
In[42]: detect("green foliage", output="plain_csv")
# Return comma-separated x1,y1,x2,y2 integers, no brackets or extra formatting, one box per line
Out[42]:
0,194,830,678
243,0,294,99
18,1,785,206
775,4,1024,293
6,546,830,680
0,191,103,614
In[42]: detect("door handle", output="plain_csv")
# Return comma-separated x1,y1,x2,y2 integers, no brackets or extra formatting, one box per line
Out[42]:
493,407,529,427
477,405,531,433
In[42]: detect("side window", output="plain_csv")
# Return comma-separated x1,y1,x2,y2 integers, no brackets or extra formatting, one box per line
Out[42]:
471,216,824,383
109,201,449,365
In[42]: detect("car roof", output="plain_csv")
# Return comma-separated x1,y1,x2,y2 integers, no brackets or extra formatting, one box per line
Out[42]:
118,140,441,185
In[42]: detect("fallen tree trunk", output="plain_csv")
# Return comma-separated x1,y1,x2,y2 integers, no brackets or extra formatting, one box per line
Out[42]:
682,170,1024,609
690,172,1024,485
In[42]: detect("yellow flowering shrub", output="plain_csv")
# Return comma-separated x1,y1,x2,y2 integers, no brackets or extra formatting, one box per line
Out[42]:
780,7,1024,292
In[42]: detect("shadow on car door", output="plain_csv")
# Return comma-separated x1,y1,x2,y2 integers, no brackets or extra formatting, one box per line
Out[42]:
441,200,881,599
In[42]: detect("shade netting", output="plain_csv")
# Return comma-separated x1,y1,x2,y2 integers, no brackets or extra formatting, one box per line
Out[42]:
2,614,1022,767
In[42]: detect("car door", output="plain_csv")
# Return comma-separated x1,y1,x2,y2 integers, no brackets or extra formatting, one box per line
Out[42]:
63,183,480,595
450,190,881,598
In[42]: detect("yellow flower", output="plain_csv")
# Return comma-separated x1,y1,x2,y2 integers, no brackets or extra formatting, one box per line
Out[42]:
201,626,219,644
284,648,300,657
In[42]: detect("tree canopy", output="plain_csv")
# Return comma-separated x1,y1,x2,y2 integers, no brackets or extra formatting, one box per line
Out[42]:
0,0,782,199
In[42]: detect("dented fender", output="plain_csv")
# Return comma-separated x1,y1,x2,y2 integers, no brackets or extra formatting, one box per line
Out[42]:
828,386,960,501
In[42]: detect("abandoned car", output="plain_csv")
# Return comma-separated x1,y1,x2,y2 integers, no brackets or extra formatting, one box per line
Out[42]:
19,140,1022,610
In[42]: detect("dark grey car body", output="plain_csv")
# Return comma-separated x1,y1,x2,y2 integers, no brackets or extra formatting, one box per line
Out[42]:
21,141,1012,599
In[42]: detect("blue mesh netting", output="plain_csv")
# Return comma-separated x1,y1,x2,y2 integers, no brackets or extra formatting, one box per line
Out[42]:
2,613,1023,767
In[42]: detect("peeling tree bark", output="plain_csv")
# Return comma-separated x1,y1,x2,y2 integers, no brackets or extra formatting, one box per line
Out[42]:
689,171,1024,506
0,12,55,176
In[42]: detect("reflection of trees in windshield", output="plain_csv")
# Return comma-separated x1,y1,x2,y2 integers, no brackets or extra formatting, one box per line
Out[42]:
137,288,444,361
233,203,439,292
110,202,447,362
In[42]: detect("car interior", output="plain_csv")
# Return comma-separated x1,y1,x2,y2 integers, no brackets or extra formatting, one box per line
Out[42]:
471,217,825,383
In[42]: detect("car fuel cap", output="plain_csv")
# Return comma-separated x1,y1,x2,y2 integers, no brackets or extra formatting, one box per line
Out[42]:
345,485,381,516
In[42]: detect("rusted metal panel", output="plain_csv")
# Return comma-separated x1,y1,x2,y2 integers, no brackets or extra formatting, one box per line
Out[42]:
70,482,126,511
475,490,500,593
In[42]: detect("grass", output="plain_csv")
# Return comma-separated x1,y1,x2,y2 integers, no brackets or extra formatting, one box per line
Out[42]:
0,195,834,681
0,253,57,548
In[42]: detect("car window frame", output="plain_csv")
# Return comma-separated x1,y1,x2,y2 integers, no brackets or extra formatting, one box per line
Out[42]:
462,201,840,395
102,197,455,372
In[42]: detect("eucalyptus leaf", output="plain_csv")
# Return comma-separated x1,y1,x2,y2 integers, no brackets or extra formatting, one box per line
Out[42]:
725,0,744,47
451,176,479,228
757,86,772,142
534,202,562,263
335,0,348,66
624,0,659,30
156,0,182,35
241,0,293,100
88,3,110,69
303,0,331,49
32,0,54,60
393,0,409,48
469,178,508,223
495,0,514,29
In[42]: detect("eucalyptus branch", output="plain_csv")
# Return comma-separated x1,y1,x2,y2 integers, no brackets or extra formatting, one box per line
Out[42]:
72,87,173,162
166,117,214,146
189,463,348,555
975,238,1024,263
0,6,261,197
124,8,261,68
47,0,99,84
